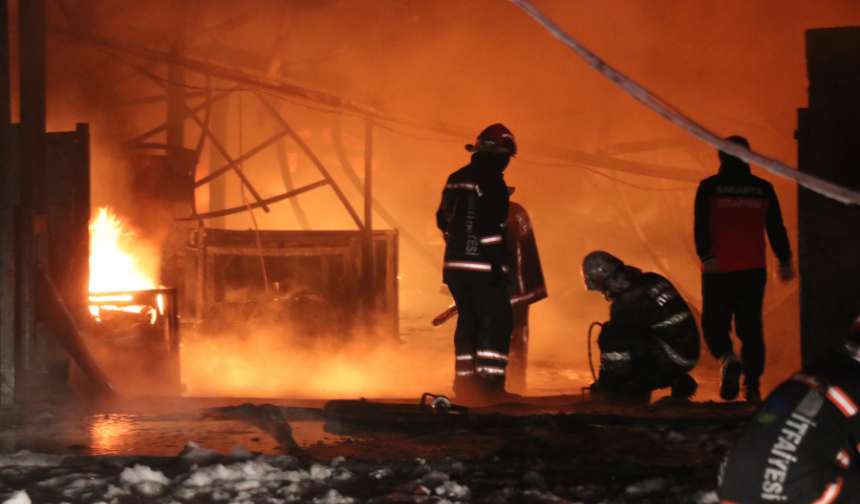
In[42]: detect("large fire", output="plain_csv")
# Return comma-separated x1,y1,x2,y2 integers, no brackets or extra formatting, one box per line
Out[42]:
89,207,158,294
88,207,162,321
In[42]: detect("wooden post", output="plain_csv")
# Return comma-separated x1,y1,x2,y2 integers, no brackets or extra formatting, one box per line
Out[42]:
0,0,15,405
196,222,205,319
18,0,47,379
208,94,231,229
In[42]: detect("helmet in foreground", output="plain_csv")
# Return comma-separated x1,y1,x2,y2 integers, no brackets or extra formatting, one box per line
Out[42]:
844,315,860,360
465,123,517,156
582,251,624,293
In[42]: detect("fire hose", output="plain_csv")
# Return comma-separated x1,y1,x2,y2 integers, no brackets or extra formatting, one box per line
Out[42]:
587,321,603,382
507,0,860,206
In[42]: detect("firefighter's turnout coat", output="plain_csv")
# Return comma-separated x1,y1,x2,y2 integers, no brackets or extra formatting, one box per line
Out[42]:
718,350,860,504
599,268,700,391
505,201,547,307
436,156,509,282
694,158,792,272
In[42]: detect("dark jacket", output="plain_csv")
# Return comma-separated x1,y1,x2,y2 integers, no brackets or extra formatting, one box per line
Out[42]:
718,350,860,504
694,158,792,273
506,201,547,306
436,152,510,284
605,268,700,369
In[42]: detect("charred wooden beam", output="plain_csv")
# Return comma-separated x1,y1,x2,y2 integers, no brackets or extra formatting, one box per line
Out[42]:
255,92,365,230
184,110,271,212
127,86,236,145
193,127,288,189
176,180,329,222
332,118,437,267
38,266,115,398
48,24,706,182
0,0,15,405
276,138,310,230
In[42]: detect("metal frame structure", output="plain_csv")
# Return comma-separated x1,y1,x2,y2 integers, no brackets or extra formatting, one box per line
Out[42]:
0,0,735,403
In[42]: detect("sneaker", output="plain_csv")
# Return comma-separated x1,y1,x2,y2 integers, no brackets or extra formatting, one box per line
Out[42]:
744,385,762,404
670,374,698,400
719,354,743,401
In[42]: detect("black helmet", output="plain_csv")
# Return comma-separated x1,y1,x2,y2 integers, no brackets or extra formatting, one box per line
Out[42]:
845,315,860,353
582,251,624,293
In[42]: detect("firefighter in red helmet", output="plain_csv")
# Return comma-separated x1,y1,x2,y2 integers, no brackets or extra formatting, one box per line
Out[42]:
505,187,547,393
432,185,547,395
436,124,516,404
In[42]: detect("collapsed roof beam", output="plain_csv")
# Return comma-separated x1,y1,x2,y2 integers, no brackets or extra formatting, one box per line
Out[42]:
176,180,329,222
48,25,705,183
255,91,365,231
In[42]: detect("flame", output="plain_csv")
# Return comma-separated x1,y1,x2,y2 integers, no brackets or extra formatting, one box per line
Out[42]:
89,207,158,293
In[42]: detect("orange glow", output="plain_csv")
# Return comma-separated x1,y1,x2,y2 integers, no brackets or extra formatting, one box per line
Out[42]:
89,294,133,302
88,414,134,455
181,325,454,399
89,207,158,293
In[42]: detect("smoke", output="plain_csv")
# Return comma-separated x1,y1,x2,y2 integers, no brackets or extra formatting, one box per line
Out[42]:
39,0,860,397
180,322,452,399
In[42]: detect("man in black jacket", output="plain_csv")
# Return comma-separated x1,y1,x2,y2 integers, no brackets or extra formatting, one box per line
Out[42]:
582,251,700,404
694,135,795,403
717,316,860,504
436,124,516,403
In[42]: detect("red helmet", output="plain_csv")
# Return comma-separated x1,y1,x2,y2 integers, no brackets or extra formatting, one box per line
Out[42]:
465,123,517,156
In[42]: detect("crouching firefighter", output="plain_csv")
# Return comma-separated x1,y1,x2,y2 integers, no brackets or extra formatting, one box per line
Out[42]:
717,315,860,504
582,251,700,404
436,123,516,403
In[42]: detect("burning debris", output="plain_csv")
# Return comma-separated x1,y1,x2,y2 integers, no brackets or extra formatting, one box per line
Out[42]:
82,207,180,396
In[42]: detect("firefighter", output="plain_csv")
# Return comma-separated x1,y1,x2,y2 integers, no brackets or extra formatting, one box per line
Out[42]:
582,251,700,404
505,188,548,394
436,123,516,403
717,315,860,504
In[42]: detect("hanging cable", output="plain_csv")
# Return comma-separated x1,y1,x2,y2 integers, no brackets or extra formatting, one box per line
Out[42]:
507,0,860,206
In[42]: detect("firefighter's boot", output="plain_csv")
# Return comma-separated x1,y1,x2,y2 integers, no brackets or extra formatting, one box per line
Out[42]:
670,373,698,400
453,374,484,405
719,354,743,401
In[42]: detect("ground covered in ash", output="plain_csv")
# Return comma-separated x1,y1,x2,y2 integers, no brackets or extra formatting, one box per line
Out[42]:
0,399,751,504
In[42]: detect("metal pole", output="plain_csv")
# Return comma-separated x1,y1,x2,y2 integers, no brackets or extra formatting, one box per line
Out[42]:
0,0,15,405
362,117,375,323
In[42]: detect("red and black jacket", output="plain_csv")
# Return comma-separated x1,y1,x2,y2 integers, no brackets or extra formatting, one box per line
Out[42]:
694,159,792,273
506,202,547,306
436,153,509,283
718,350,860,504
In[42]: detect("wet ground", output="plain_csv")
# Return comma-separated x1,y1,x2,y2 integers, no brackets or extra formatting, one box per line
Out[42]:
0,394,750,503
0,318,759,502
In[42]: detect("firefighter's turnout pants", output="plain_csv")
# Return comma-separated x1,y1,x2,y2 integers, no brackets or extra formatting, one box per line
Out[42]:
449,275,514,394
598,324,692,394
